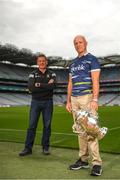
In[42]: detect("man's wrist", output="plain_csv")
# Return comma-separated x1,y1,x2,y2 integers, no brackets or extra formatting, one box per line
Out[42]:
67,100,71,104
92,98,98,102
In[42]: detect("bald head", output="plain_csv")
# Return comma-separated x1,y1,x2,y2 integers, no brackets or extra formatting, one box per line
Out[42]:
73,35,87,56
73,35,87,44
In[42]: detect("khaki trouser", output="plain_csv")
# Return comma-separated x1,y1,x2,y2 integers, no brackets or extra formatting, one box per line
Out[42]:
71,94,102,166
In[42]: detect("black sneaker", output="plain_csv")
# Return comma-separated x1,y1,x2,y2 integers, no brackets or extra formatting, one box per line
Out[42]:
43,149,50,155
69,158,89,170
19,148,32,157
90,165,102,176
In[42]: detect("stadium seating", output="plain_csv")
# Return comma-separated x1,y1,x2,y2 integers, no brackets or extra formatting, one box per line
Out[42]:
101,66,120,81
0,93,31,106
0,60,120,106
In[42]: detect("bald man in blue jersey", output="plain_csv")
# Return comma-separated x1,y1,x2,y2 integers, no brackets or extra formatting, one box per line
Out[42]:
66,35,102,176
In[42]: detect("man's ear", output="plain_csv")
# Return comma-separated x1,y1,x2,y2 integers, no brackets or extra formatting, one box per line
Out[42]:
46,60,48,66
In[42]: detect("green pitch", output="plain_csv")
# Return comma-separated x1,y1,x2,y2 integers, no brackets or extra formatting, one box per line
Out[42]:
0,142,120,179
0,105,120,153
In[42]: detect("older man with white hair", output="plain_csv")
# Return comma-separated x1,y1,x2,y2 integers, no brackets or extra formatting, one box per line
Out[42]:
66,35,103,176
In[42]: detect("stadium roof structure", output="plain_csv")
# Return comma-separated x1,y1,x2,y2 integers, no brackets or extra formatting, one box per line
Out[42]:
0,43,120,67
97,55,120,67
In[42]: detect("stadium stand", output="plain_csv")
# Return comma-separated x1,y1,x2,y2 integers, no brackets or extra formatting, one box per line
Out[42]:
0,43,120,106
0,62,31,81
0,93,31,107
99,94,119,106
101,66,120,81
108,95,120,106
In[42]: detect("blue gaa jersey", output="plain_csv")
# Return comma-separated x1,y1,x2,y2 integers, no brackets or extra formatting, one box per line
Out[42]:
69,53,100,96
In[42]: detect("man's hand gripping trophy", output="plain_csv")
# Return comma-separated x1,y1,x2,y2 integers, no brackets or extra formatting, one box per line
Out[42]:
72,109,108,140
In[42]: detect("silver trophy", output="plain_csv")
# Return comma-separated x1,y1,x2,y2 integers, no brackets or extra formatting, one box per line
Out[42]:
72,109,108,140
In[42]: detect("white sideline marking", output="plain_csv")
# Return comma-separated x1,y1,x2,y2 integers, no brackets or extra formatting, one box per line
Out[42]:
0,126,120,135
108,127,120,131
38,131,75,136
0,128,76,136
51,139,67,144
0,128,70,144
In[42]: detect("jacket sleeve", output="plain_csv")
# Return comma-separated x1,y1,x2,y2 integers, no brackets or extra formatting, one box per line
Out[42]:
40,72,56,90
28,73,44,93
28,73,36,92
28,71,56,93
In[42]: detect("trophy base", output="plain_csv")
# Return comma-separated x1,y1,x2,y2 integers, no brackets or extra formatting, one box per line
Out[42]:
72,110,108,140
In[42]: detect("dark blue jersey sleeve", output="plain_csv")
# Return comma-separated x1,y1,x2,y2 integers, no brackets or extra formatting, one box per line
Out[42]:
90,56,101,72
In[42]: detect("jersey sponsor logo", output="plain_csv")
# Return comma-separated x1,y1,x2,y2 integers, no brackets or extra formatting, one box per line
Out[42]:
71,64,85,73
82,60,91,64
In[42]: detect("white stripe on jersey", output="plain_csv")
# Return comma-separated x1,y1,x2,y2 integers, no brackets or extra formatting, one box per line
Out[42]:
91,69,101,72
71,75,79,79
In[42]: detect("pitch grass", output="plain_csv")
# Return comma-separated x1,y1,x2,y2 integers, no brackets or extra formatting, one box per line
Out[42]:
0,142,120,179
0,105,120,153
